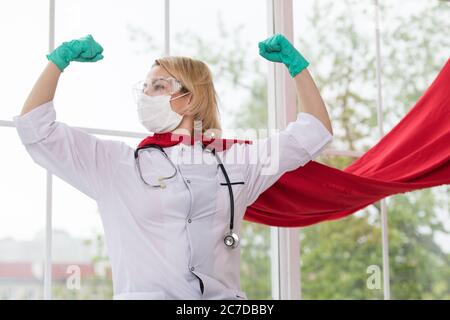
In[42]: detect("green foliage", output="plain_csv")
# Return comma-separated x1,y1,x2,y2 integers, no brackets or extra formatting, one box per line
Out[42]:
299,0,449,299
301,213,384,299
240,221,272,299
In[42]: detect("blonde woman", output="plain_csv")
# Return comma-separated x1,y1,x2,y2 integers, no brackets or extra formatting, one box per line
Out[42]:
14,34,333,300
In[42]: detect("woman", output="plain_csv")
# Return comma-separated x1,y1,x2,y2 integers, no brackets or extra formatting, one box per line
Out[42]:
14,34,333,300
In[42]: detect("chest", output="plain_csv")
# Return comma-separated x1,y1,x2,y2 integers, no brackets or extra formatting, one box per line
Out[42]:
113,143,247,222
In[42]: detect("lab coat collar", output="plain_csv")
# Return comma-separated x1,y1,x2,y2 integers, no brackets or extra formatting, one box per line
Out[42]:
137,132,252,152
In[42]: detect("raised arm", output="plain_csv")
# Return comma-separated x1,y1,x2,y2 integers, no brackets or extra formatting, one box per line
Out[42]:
258,33,333,135
243,34,334,206
21,34,103,116
294,69,333,135
21,62,61,116
14,35,130,201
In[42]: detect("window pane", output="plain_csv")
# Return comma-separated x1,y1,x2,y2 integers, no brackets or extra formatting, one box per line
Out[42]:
0,128,46,299
294,0,384,298
51,135,141,300
52,174,111,299
170,0,268,134
54,0,165,132
298,155,383,299
0,0,48,121
381,0,450,299
388,187,450,299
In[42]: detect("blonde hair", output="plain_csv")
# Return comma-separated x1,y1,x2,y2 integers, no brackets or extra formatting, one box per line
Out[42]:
153,57,222,137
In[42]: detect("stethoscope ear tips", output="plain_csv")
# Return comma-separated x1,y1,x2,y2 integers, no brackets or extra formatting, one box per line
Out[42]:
224,231,239,249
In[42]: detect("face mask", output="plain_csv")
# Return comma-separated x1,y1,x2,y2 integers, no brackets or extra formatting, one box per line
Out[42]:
136,92,190,133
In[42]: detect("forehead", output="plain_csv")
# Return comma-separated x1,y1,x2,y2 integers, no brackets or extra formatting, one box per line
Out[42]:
146,65,172,81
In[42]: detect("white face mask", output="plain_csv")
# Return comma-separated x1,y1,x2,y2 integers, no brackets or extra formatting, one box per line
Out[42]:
136,92,190,133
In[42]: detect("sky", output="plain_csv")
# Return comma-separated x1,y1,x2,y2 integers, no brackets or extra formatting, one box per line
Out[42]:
0,0,448,254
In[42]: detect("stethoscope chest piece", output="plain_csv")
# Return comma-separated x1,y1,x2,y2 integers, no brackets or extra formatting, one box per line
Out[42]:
224,231,240,249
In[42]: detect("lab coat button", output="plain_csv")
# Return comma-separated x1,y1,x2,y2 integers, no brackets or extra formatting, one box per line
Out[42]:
190,267,195,271
186,179,191,184
187,219,192,223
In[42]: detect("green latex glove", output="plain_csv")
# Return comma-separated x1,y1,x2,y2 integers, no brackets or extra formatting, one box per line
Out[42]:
258,34,309,77
46,34,104,72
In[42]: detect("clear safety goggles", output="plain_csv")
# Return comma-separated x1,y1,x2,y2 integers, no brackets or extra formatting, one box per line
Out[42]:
132,76,184,98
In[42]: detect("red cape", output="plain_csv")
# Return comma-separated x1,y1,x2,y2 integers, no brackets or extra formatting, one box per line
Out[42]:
245,58,450,227
138,132,252,151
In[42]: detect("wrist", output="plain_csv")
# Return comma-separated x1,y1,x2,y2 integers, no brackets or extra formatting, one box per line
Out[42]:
47,60,63,74
46,47,70,72
287,52,309,78
288,59,309,77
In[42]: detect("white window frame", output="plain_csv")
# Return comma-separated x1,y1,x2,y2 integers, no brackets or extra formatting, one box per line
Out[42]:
266,0,301,300
265,0,391,300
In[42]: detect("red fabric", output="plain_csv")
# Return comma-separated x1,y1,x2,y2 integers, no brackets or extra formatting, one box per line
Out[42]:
138,131,252,151
137,58,450,228
245,58,450,227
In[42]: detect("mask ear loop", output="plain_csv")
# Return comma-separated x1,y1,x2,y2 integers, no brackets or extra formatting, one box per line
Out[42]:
169,91,190,102
171,92,193,120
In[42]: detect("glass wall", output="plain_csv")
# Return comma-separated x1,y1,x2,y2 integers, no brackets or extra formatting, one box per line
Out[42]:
0,0,49,121
0,128,47,299
380,0,450,299
54,0,165,132
0,0,49,300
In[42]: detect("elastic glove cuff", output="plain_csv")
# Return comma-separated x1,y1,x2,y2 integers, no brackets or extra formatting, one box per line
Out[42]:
46,48,71,72
46,41,80,72
288,57,310,77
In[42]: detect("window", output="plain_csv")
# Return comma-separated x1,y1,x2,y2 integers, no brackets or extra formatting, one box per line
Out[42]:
54,0,165,132
380,0,450,299
0,128,47,299
0,0,49,121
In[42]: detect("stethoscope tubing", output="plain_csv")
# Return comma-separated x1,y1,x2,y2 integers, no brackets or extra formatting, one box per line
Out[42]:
134,143,238,248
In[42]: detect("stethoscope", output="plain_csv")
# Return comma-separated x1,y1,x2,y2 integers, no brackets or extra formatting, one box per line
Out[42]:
134,143,240,249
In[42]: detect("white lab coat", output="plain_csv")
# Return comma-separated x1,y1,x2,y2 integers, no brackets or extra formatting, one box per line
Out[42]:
13,101,333,300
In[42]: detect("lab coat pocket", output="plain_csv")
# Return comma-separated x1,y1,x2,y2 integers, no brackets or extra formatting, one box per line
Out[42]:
218,167,247,204
113,290,166,300
218,168,246,202
217,167,247,219
218,168,245,189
